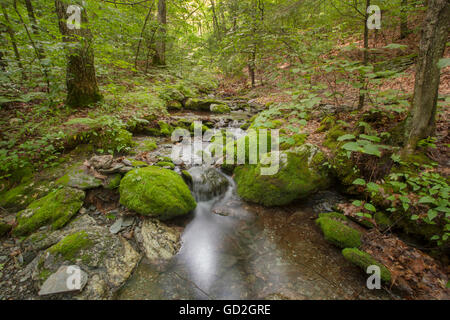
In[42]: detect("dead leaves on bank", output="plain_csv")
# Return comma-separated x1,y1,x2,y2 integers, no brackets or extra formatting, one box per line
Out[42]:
362,230,449,300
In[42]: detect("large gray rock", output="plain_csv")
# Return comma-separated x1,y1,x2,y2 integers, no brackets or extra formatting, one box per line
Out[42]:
30,215,141,299
56,164,102,190
38,265,88,296
188,167,229,201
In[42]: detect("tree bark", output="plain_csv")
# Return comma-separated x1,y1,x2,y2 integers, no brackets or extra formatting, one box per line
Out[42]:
400,0,410,39
1,3,25,75
23,0,44,58
154,0,166,65
404,0,450,151
358,0,370,110
55,0,102,107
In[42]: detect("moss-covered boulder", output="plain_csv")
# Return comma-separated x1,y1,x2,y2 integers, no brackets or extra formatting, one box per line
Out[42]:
342,248,391,283
157,121,173,136
0,180,53,212
318,212,349,222
210,103,231,114
316,217,362,248
330,149,361,191
234,144,330,207
167,100,183,111
185,98,223,111
155,161,175,169
56,164,102,190
119,166,196,220
13,187,85,237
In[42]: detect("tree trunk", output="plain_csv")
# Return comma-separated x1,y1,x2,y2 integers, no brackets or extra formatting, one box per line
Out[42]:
55,0,102,107
404,0,450,152
23,0,44,58
358,0,370,110
1,4,25,75
400,0,409,39
154,0,166,65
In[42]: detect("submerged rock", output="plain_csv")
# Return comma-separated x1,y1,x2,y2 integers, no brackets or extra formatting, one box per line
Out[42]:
315,217,361,249
188,166,229,201
137,218,181,261
119,166,196,220
234,144,330,207
13,187,85,237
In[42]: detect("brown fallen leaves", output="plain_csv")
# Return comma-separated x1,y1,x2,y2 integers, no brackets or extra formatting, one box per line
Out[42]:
362,230,449,300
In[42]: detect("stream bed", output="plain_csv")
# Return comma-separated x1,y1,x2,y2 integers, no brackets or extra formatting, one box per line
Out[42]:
117,110,391,300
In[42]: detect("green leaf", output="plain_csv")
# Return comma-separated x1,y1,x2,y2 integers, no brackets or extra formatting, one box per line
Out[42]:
419,196,436,205
337,134,356,142
364,203,376,212
427,209,438,221
352,178,366,186
359,134,381,142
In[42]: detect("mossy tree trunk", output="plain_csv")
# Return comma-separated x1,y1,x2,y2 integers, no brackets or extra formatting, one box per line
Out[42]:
55,0,102,107
404,0,449,152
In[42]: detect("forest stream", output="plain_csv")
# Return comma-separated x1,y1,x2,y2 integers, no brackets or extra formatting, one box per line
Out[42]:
116,110,392,300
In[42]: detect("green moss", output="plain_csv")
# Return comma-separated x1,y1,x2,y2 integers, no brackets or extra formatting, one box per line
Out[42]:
158,121,173,136
93,129,134,154
167,100,183,111
318,212,348,222
210,103,231,114
56,164,102,190
189,122,210,133
323,124,346,150
234,145,330,207
119,166,196,220
104,174,122,190
374,212,394,231
155,162,175,169
185,98,222,111
330,149,361,191
130,160,148,168
38,268,53,282
48,231,93,262
316,217,361,248
13,187,85,237
342,248,391,283
141,140,157,152
316,116,336,133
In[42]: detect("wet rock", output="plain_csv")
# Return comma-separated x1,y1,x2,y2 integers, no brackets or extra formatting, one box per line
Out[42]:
38,265,88,296
109,216,134,234
137,218,181,261
119,166,196,220
188,166,229,201
56,165,102,190
99,163,125,174
13,187,85,237
89,155,113,170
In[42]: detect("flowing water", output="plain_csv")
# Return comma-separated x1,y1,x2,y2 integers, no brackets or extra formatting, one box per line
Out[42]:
117,111,391,300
